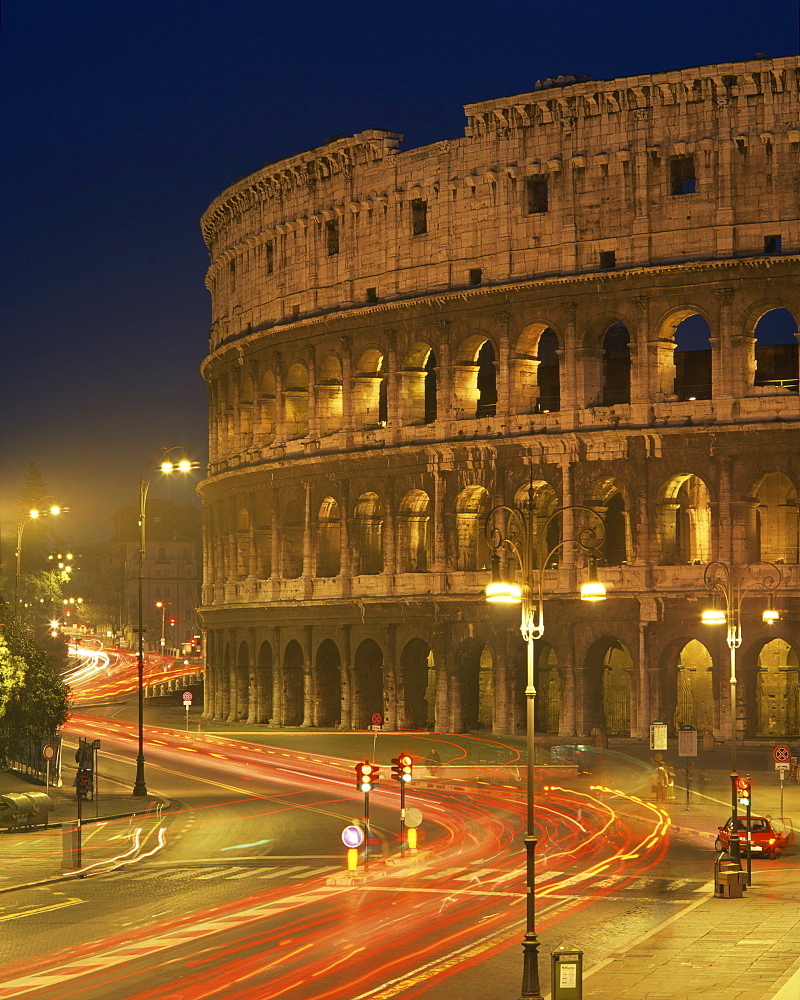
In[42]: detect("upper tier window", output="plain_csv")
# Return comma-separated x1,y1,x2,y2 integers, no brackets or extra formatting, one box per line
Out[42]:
525,176,548,214
411,199,428,236
670,155,696,195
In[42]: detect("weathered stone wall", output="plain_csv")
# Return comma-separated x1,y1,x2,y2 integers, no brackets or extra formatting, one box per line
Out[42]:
198,57,800,742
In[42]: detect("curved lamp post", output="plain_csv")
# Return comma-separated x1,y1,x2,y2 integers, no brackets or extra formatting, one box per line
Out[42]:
132,448,198,797
15,499,68,616
702,560,781,860
483,491,607,1000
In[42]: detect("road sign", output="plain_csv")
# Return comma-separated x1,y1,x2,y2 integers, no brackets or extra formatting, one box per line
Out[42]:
775,762,790,772
342,825,364,848
183,691,193,703
42,744,56,761
774,745,791,763
371,713,383,726
404,807,423,829
650,722,668,751
92,740,101,750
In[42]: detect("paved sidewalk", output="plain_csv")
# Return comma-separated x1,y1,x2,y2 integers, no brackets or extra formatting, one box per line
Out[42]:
0,766,167,891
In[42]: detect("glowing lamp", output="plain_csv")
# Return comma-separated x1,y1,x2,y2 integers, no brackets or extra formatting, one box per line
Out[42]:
762,594,779,624
580,558,606,602
484,554,522,604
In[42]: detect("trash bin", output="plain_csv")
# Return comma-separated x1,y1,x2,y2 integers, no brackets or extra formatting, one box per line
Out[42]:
552,947,583,999
714,850,745,898
0,792,55,829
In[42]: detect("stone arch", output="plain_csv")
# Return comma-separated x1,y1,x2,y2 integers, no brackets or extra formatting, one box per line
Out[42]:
259,369,277,444
353,492,384,575
317,352,343,436
751,471,799,564
282,639,305,726
513,323,561,414
750,638,800,737
461,640,494,731
655,308,713,400
281,493,304,579
353,638,384,729
745,303,798,393
452,332,497,419
239,372,254,450
657,473,712,564
316,496,341,577
397,489,431,572
315,638,341,727
353,348,387,429
584,637,634,736
255,639,273,724
455,485,491,571
284,361,309,438
601,321,631,406
399,638,434,729
665,639,715,734
585,477,631,566
512,479,560,566
535,642,561,733
399,341,436,425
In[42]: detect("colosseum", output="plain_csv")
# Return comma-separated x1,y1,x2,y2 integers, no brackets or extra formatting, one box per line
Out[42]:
198,55,800,744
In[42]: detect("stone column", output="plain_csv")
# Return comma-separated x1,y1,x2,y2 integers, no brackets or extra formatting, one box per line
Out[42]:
713,287,735,399
494,312,511,418
271,486,281,598
271,626,282,726
340,626,352,730
558,639,576,737
432,464,446,575
385,330,399,429
340,336,354,438
302,625,314,727
302,482,314,598
560,302,580,411
339,480,351,597
273,353,286,444
247,493,258,579
306,347,319,440
385,624,398,731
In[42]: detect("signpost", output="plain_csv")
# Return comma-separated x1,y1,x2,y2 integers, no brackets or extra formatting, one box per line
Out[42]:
649,721,668,752
43,743,55,791
774,746,791,817
677,726,697,810
183,691,193,731
370,712,382,758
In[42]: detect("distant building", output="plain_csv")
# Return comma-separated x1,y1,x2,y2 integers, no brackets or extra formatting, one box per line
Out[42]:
198,57,800,739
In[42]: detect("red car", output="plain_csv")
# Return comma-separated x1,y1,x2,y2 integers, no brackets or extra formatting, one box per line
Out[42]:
714,816,792,859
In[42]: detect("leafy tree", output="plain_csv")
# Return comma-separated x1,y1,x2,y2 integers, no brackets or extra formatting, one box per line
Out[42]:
0,601,69,766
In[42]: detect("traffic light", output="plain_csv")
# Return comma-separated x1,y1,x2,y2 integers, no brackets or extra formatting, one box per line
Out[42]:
391,754,413,783
735,776,751,806
76,768,92,797
355,761,379,792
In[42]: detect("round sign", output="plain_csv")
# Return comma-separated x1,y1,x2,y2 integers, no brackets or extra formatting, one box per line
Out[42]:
404,807,423,829
342,824,364,848
774,745,791,762
371,712,383,726
42,744,56,761
183,691,193,702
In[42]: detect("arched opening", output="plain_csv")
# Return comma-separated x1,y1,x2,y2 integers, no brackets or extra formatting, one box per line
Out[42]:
353,349,386,429
315,639,341,728
455,485,492,571
284,362,309,438
753,308,798,393
535,643,560,733
281,496,304,579
658,474,712,564
256,640,273,724
475,340,498,417
587,479,630,566
399,639,433,729
585,640,633,736
399,342,436,425
397,490,431,573
513,480,560,567
282,640,305,726
451,335,496,420
259,369,277,444
353,492,383,575
673,640,714,733
754,639,799,737
601,322,630,406
316,497,341,577
753,472,799,564
239,374,254,450
537,328,561,412
353,639,384,729
462,643,493,731
673,314,712,400
317,353,343,436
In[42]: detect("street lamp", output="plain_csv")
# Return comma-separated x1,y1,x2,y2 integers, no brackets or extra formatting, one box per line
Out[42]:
484,491,606,1000
154,601,170,650
132,447,198,797
15,499,68,615
702,560,781,861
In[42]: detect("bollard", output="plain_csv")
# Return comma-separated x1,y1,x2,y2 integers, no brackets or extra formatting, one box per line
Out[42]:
551,947,583,1000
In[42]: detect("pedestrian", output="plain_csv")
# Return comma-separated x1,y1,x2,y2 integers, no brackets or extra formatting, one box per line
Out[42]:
425,747,441,777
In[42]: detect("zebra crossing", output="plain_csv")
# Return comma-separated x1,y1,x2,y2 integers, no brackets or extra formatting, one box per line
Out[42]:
113,862,342,884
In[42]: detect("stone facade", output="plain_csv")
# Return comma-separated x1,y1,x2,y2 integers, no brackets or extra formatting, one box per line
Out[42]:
198,57,800,741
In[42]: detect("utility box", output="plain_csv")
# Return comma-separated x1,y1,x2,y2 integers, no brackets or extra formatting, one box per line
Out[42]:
62,822,81,870
552,947,583,1000
714,851,745,898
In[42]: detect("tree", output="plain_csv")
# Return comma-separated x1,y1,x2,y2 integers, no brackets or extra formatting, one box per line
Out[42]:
0,600,69,766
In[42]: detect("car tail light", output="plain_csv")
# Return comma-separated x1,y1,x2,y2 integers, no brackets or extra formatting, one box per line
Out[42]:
769,838,776,845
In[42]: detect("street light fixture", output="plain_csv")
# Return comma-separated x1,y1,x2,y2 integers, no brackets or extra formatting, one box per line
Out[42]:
483,490,606,1000
702,560,781,862
15,499,68,615
132,447,198,797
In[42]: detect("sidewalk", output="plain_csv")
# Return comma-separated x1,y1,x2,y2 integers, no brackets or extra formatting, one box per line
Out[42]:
0,766,167,892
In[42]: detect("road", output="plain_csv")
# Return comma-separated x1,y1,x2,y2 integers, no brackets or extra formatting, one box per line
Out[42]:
0,699,704,1000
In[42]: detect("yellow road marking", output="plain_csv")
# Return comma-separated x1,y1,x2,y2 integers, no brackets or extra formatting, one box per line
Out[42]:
0,896,84,923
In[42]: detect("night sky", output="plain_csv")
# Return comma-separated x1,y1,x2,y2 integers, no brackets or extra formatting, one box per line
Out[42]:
2,0,798,544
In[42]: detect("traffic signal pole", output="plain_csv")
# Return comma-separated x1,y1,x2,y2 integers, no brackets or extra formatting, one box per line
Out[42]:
399,780,406,857
364,789,370,870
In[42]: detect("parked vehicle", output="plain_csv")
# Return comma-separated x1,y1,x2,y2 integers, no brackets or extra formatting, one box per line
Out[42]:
714,815,793,859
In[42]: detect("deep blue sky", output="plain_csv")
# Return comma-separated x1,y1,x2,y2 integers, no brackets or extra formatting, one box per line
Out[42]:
2,0,798,543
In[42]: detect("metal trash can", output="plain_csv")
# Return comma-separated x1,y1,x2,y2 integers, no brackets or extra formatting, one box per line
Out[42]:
714,850,745,898
551,947,583,999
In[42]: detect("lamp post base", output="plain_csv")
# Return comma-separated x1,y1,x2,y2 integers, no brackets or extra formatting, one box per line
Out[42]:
132,756,148,797
519,929,543,1000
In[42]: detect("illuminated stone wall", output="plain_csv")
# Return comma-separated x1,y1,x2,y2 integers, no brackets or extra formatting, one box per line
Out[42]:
198,57,800,741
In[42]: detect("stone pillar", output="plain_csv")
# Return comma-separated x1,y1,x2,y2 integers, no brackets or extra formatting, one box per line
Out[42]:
731,497,759,564
231,373,242,457
713,287,735,399
271,486,281,598
560,303,580,411
432,465,446,574
383,487,396,577
558,640,577,737
306,348,319,440
302,625,314,727
385,624,398,731
339,480,351,597
385,330,399,428
247,493,258,579
436,321,452,420
302,482,314,597
494,312,511,418
717,458,733,563
273,353,286,444
436,647,451,733
202,660,214,720
340,626,352,730
272,627,283,725
340,336,353,437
